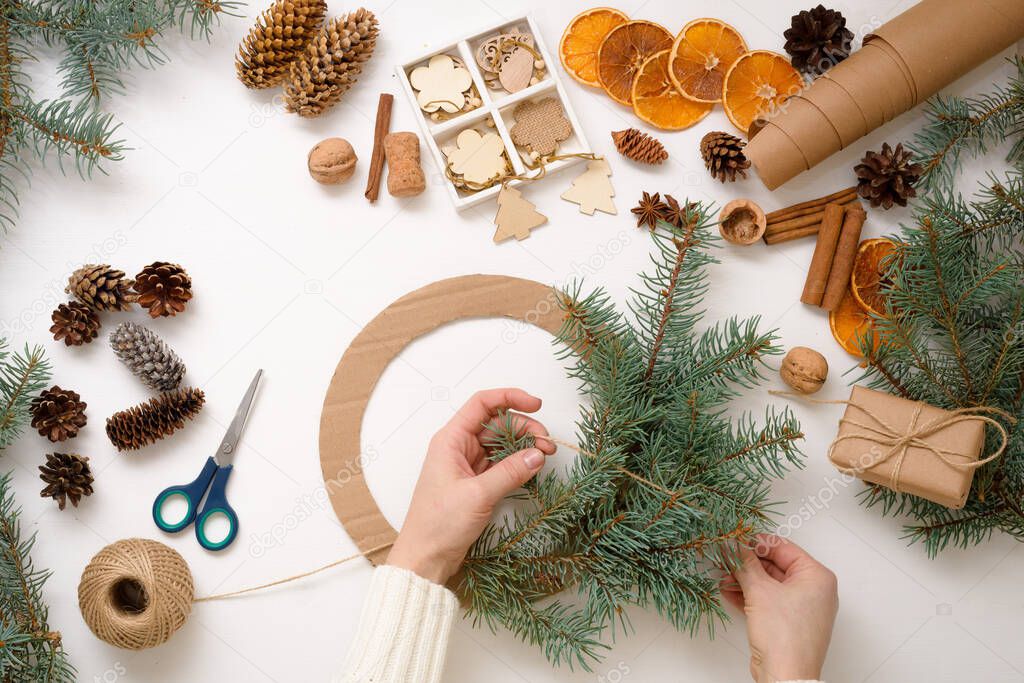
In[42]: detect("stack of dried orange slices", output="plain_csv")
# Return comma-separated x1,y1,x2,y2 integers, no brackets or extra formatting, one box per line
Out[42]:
829,238,898,359
559,10,804,133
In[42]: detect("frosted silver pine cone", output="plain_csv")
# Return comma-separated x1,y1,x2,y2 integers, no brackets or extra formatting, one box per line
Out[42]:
109,322,186,391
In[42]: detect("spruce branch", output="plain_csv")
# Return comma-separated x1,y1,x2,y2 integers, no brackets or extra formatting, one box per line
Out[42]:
0,340,51,450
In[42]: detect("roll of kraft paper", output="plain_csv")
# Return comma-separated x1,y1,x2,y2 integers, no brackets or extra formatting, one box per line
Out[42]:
747,0,1024,189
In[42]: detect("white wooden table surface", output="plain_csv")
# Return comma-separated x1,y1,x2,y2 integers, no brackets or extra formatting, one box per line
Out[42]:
2,1,1021,681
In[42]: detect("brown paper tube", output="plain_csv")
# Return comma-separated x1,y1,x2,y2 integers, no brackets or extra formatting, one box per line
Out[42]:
318,274,563,567
825,61,884,130
803,78,867,147
866,35,918,104
800,203,845,306
821,204,867,311
870,0,1024,100
746,122,809,190
860,43,913,115
772,96,842,165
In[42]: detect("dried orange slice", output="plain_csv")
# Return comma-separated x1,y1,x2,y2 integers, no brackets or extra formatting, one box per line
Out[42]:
829,287,880,358
559,8,629,87
597,20,673,105
722,50,803,134
851,238,898,317
631,50,713,130
668,18,747,103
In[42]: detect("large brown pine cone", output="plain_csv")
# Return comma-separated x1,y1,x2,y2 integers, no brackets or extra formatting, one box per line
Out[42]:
106,388,205,451
283,8,379,118
783,4,854,75
40,452,94,511
50,301,101,346
31,386,87,442
700,131,750,183
854,142,923,209
67,264,135,312
236,0,328,89
133,262,193,318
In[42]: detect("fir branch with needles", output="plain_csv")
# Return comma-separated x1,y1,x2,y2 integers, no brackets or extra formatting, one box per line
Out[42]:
0,471,76,681
853,62,1024,557
0,339,51,450
459,205,804,669
0,0,242,233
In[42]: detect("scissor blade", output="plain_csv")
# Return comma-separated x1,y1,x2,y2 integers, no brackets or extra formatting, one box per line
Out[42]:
216,369,263,466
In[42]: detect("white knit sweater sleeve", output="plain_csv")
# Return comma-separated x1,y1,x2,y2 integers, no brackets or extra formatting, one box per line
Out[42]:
334,564,458,683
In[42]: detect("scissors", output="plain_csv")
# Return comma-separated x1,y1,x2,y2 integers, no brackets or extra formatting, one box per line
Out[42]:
152,370,262,551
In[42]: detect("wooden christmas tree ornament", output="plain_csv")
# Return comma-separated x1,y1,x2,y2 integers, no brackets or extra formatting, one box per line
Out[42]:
493,186,547,242
561,158,616,215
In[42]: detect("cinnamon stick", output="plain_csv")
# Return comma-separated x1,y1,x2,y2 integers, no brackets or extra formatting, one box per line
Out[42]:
766,194,859,225
766,186,858,223
764,196,864,243
364,93,394,202
765,212,825,234
801,203,845,306
764,225,821,245
821,203,867,311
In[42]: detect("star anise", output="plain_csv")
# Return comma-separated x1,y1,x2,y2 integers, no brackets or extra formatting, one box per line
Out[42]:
631,191,667,231
661,195,695,229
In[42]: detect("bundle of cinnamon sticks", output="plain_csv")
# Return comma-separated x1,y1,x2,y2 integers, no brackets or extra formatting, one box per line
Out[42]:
763,187,861,244
800,201,867,311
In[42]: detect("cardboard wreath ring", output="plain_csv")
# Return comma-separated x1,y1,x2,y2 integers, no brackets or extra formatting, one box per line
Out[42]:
318,274,563,565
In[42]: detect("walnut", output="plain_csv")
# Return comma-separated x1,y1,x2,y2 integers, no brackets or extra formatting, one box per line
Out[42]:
718,198,766,245
780,346,828,394
308,137,357,184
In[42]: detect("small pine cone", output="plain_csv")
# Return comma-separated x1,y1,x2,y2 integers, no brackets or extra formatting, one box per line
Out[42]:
40,452,94,511
283,8,379,118
133,262,193,318
700,131,750,183
854,142,923,209
783,4,854,75
50,301,101,346
30,386,87,442
109,322,187,392
611,128,668,164
67,264,135,312
106,387,205,452
236,0,328,89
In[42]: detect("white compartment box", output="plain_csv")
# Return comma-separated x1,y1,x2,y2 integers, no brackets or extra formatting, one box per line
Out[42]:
396,14,592,211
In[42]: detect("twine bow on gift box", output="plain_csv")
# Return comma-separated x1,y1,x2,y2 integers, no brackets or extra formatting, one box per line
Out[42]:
771,390,1016,494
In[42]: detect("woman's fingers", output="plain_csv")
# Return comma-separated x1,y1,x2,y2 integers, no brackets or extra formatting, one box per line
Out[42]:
752,534,813,577
445,388,542,435
479,412,556,455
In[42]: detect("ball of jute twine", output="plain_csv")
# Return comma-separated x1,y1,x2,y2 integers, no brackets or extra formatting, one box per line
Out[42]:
78,537,393,649
78,538,194,650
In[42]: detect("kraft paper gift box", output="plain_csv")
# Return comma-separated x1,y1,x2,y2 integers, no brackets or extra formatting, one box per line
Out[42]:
828,385,995,509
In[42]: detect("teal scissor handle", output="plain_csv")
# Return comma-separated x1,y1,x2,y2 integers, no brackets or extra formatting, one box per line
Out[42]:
152,456,239,552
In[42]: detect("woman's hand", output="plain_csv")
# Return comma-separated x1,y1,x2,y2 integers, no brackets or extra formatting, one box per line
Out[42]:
386,388,555,585
721,534,839,683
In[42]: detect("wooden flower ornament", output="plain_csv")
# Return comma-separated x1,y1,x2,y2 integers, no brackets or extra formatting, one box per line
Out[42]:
410,54,473,113
446,129,507,184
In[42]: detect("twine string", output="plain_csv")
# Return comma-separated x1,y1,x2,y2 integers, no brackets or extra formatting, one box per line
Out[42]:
769,390,1015,488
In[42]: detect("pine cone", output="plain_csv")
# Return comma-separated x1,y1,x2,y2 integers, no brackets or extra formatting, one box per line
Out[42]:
700,131,750,183
110,322,187,392
106,387,205,451
40,452,94,511
67,264,135,312
30,386,87,442
133,261,193,318
611,128,668,164
783,5,853,75
854,142,923,209
283,8,379,118
236,0,328,89
50,301,101,346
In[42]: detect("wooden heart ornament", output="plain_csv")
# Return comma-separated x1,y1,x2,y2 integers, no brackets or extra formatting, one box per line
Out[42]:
510,98,572,156
446,129,507,184
410,54,473,113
